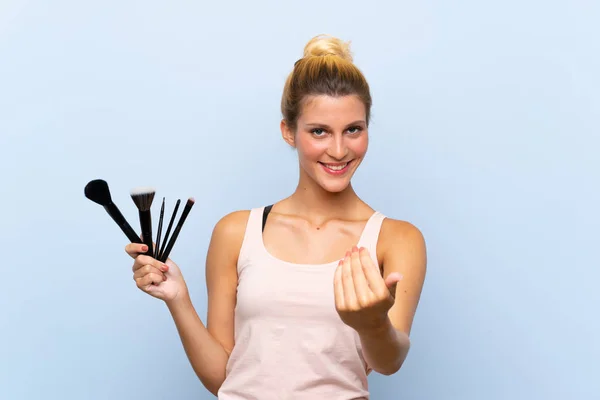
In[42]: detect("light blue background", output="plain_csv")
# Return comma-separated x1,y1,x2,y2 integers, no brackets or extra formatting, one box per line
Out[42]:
1,1,598,399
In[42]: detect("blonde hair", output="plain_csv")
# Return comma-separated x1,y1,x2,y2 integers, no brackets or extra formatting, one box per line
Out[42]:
281,34,372,131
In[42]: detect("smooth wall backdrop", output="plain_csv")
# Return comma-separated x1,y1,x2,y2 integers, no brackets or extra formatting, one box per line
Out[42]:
1,1,598,399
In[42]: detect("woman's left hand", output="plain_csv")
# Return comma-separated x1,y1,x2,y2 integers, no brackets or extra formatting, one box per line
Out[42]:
334,246,403,334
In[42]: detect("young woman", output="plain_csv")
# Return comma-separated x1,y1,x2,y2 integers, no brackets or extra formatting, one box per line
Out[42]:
125,34,427,399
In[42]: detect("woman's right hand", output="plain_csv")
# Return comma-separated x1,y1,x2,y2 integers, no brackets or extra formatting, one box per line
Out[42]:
125,243,188,303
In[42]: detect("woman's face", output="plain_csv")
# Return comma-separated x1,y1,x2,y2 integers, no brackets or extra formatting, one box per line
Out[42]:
282,94,369,193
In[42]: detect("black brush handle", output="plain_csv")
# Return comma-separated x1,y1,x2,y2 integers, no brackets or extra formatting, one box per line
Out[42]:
155,198,165,259
104,203,142,244
160,200,194,262
158,199,180,261
138,209,154,257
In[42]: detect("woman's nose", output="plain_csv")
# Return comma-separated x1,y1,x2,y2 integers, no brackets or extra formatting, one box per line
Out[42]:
327,136,348,160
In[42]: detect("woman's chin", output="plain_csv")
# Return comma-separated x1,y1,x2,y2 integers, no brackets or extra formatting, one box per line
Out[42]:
317,176,352,193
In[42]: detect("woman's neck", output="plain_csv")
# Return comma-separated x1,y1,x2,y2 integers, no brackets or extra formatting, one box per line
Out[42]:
282,171,367,223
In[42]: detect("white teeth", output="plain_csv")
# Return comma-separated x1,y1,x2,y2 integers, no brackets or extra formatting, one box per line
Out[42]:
324,163,348,171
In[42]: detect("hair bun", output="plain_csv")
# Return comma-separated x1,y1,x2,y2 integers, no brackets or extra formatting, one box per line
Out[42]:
302,34,353,62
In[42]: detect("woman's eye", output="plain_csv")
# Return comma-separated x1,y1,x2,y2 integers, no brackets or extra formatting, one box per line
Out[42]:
310,126,363,136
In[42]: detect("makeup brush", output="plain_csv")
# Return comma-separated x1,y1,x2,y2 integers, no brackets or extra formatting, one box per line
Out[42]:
160,198,195,262
84,179,142,244
157,198,180,261
130,187,156,257
155,197,165,261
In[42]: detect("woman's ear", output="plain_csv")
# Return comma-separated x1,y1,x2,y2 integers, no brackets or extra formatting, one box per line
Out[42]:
280,119,296,148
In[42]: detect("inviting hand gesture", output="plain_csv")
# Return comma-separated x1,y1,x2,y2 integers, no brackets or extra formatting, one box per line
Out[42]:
334,246,403,333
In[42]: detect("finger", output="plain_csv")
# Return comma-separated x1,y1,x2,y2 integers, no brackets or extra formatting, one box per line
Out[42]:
133,265,165,281
333,260,345,309
136,272,166,290
384,272,404,299
350,246,372,306
132,255,168,273
359,247,388,295
125,243,149,259
341,252,357,308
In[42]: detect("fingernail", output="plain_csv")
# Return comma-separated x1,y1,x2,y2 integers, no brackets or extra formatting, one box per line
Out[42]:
352,246,358,252
161,264,169,271
142,245,148,251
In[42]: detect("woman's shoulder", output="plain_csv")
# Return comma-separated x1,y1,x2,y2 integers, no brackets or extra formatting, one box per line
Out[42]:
380,215,423,235
378,215,426,255
205,210,252,259
211,209,252,242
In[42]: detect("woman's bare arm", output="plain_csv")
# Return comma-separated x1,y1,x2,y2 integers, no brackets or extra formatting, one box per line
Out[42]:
358,219,427,375
166,210,248,395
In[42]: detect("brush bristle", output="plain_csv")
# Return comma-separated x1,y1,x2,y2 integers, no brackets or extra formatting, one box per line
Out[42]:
130,187,156,211
84,179,112,206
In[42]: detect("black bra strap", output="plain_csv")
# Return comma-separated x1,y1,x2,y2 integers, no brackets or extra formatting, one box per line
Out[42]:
262,204,273,232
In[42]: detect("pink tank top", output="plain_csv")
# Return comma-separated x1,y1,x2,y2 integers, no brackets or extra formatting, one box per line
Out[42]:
217,207,387,399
